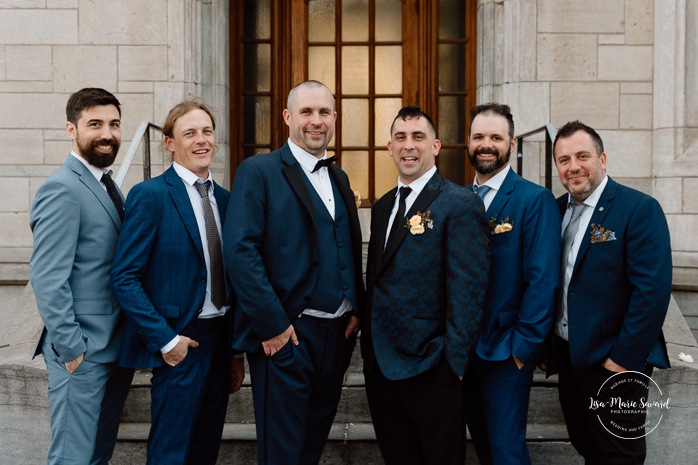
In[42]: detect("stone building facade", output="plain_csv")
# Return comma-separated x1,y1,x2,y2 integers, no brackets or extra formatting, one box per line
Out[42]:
0,0,696,335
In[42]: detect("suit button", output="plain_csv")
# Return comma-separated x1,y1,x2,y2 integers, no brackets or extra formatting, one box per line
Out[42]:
338,243,343,248
201,278,206,283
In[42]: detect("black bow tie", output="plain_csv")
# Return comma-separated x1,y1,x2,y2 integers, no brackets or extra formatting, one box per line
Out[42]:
312,156,336,173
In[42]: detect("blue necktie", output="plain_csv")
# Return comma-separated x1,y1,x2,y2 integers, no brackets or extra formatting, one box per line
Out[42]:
475,184,492,200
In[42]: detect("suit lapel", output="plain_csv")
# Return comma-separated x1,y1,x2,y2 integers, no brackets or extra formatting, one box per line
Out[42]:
280,147,318,234
572,178,616,271
66,155,122,231
485,169,517,220
381,172,442,268
328,163,362,246
165,166,205,260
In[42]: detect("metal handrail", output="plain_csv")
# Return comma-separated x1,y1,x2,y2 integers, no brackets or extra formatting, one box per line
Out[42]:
515,123,556,190
114,121,162,187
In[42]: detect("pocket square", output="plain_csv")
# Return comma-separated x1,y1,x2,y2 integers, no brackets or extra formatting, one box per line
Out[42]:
589,224,616,243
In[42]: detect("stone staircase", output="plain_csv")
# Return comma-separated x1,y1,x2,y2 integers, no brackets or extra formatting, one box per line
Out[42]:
110,344,583,464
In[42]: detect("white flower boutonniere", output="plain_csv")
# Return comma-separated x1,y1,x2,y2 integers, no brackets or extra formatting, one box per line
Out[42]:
589,224,616,243
405,211,434,235
354,190,361,208
488,216,513,235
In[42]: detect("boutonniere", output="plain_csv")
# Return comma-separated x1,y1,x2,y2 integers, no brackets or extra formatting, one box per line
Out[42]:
488,216,513,235
405,211,434,235
354,190,361,208
590,223,616,243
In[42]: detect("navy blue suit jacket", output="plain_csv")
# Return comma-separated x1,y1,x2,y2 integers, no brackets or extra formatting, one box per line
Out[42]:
222,144,366,354
110,166,231,369
362,170,490,380
467,169,560,363
558,177,671,372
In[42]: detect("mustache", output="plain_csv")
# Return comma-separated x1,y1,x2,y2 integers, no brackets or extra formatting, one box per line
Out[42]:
474,147,499,156
92,138,117,148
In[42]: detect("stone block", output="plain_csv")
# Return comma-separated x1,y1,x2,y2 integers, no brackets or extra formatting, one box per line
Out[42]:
0,0,44,6
52,46,117,93
0,177,30,212
538,0,624,33
621,82,652,94
598,45,653,81
0,213,31,247
598,34,625,45
0,81,53,93
537,34,597,81
652,177,682,214
551,82,619,129
117,93,155,143
118,81,154,94
5,46,52,81
625,0,654,45
601,129,652,178
46,0,77,6
0,130,44,165
78,0,167,45
0,10,77,45
667,215,698,251
0,47,5,81
620,94,652,129
118,46,168,82
684,178,698,213
0,93,65,129
43,141,71,166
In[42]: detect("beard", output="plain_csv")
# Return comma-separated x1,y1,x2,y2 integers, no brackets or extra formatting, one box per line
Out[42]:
468,146,511,175
77,136,120,168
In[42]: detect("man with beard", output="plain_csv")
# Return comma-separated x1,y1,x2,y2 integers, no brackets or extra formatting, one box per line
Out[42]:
464,103,560,465
30,87,134,465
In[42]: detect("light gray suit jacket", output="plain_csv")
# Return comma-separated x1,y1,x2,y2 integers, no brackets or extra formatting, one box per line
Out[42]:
30,155,126,364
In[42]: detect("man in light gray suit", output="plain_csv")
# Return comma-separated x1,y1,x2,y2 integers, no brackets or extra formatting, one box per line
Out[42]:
30,88,134,465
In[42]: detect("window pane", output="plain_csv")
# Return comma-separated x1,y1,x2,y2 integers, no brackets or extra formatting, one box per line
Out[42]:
243,96,270,145
341,151,369,201
374,98,403,145
438,148,466,185
342,99,369,146
342,0,368,41
376,0,402,41
438,96,466,145
438,44,466,92
309,0,335,42
375,47,402,94
375,150,398,198
308,46,336,89
243,0,270,39
243,44,271,92
439,0,465,40
341,46,368,94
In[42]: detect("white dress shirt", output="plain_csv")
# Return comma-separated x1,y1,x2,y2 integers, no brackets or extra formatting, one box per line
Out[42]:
555,175,609,340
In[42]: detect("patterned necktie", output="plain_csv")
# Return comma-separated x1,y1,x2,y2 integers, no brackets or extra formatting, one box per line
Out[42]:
101,172,124,221
194,180,226,309
386,186,412,248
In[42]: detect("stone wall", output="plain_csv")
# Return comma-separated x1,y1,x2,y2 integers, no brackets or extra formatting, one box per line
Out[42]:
0,0,230,284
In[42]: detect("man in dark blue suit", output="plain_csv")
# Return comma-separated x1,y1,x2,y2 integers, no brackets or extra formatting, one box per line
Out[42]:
110,100,245,465
464,103,560,465
362,106,490,465
222,80,365,465
550,121,672,465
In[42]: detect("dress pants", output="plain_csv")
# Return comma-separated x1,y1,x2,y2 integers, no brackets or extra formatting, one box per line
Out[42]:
147,314,231,465
247,313,355,465
556,337,651,465
42,340,134,465
465,354,535,465
365,356,465,465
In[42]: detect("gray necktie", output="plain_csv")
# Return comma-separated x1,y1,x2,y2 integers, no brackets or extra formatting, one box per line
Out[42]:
561,203,587,272
194,180,226,309
475,184,492,200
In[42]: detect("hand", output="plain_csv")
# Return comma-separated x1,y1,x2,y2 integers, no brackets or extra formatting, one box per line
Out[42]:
602,357,627,373
344,316,360,339
163,336,199,367
537,355,548,372
229,357,245,394
65,353,84,373
261,325,298,357
512,355,524,370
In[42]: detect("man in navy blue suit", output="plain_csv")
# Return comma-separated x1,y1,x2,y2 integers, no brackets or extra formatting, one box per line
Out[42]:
464,103,560,465
362,106,490,465
110,100,245,465
550,121,672,465
222,80,365,465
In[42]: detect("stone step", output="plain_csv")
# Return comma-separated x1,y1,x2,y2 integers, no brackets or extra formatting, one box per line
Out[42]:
121,370,564,425
112,422,582,465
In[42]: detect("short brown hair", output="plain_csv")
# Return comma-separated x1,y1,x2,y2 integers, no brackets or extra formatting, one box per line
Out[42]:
66,88,121,124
